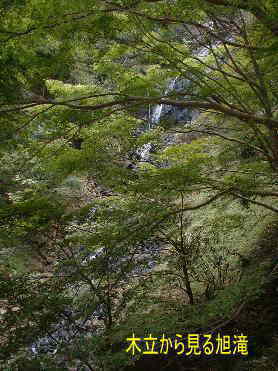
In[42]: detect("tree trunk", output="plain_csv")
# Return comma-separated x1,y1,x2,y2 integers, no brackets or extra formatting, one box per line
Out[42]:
181,260,194,305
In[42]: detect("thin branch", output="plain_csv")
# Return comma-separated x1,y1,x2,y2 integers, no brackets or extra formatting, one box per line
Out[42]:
230,192,278,213
168,128,270,157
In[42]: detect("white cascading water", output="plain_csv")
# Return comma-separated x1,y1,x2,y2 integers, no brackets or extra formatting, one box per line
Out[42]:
137,143,153,162
151,103,163,125
136,77,178,162
151,77,178,125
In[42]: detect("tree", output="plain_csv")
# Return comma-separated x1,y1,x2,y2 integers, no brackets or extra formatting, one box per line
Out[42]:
2,0,277,209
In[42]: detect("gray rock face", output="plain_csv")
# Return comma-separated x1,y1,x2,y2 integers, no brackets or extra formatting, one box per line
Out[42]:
152,78,198,126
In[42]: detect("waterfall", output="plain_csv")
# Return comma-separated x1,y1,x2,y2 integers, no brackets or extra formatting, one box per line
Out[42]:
151,103,163,125
151,77,178,125
134,77,179,163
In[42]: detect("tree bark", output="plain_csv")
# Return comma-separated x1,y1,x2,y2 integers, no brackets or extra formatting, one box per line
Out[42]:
181,259,194,305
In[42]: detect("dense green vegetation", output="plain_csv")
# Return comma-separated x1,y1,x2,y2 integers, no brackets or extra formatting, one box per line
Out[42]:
0,0,278,370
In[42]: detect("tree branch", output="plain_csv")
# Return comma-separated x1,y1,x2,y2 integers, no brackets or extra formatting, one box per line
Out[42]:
11,95,278,128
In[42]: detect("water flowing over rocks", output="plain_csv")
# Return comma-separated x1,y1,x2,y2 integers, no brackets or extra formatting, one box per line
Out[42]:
152,78,198,126
135,77,199,163
29,237,162,357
